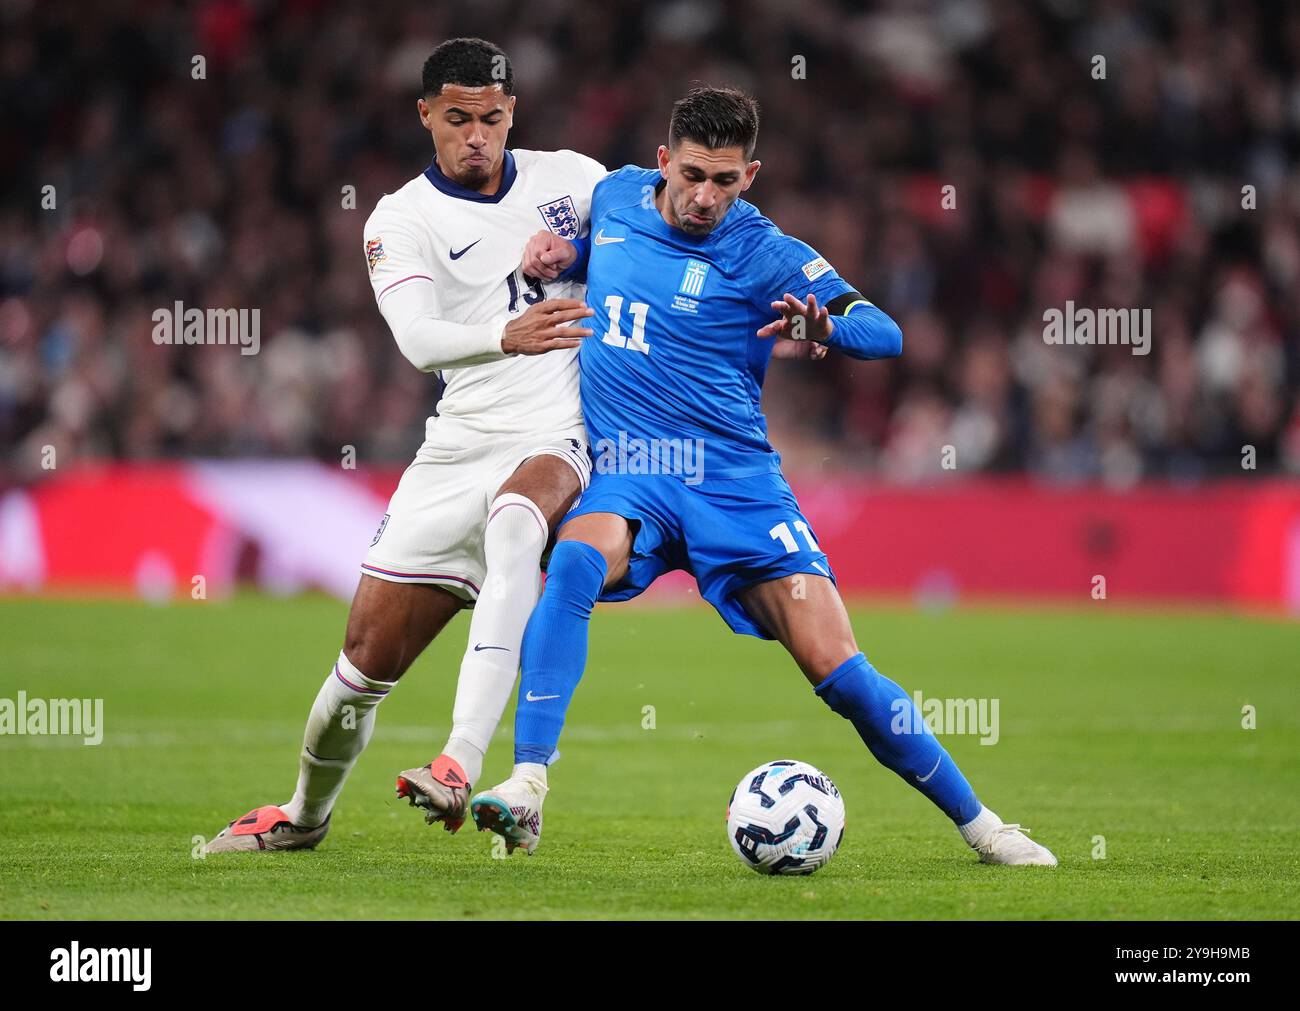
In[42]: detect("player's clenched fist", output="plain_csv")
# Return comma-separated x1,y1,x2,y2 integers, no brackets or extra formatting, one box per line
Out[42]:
521,230,578,280
500,298,594,355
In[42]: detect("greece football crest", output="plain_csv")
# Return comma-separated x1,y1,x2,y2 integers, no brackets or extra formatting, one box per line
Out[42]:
537,196,580,239
678,259,710,297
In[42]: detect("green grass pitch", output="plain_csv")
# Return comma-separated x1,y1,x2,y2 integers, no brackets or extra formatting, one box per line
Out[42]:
1,593,1296,920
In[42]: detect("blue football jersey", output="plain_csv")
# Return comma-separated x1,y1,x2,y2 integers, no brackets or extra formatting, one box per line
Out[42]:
578,166,855,480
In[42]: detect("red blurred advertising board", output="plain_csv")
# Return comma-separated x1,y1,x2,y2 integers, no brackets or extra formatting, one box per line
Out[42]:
2,464,1297,612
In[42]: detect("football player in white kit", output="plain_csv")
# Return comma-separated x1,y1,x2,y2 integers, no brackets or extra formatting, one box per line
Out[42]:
204,38,606,852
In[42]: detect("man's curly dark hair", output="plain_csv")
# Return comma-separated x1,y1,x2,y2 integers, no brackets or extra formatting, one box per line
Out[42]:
422,37,513,98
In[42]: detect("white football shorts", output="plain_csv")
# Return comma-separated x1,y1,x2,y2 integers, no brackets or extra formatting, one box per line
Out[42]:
361,422,591,602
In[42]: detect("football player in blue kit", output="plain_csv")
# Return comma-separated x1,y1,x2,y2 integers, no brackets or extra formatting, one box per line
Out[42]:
471,87,1056,867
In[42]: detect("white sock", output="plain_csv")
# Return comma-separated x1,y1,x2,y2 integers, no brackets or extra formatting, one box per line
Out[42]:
443,492,548,787
957,805,1001,847
512,762,548,792
281,651,392,828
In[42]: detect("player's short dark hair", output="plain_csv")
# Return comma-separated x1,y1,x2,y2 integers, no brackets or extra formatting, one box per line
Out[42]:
422,38,513,97
669,86,760,161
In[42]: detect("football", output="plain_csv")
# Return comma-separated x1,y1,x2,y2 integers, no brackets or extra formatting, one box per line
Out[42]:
726,760,846,875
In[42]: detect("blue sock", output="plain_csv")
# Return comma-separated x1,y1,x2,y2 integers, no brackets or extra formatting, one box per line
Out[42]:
816,653,982,825
513,541,607,765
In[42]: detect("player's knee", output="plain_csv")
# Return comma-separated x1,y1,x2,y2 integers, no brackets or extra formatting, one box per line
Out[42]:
811,642,863,684
484,493,548,564
342,616,405,683
543,540,608,612
340,640,400,683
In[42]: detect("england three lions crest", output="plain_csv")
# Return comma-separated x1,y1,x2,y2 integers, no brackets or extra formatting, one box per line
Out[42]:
538,196,580,239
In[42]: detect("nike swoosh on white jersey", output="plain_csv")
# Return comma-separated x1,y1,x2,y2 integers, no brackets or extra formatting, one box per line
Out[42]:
525,691,562,702
593,230,625,245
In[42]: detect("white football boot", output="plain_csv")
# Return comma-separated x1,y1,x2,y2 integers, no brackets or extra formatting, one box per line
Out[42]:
203,805,329,854
470,773,547,855
395,755,471,833
960,806,1058,866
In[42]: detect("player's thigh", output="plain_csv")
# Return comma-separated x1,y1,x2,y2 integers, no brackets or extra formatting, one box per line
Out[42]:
365,444,492,595
737,575,859,687
556,511,635,589
343,574,464,682
496,452,583,533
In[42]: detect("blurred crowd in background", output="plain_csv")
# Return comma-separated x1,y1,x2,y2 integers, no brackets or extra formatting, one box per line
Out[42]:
2,0,1299,484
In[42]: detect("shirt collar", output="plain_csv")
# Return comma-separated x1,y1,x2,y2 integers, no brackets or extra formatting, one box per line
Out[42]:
424,150,517,203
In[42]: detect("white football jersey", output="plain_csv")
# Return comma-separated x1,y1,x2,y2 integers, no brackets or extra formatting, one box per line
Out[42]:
364,148,607,440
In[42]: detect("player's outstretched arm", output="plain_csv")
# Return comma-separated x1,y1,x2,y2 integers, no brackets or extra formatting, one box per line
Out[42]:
758,292,903,361
379,281,593,371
